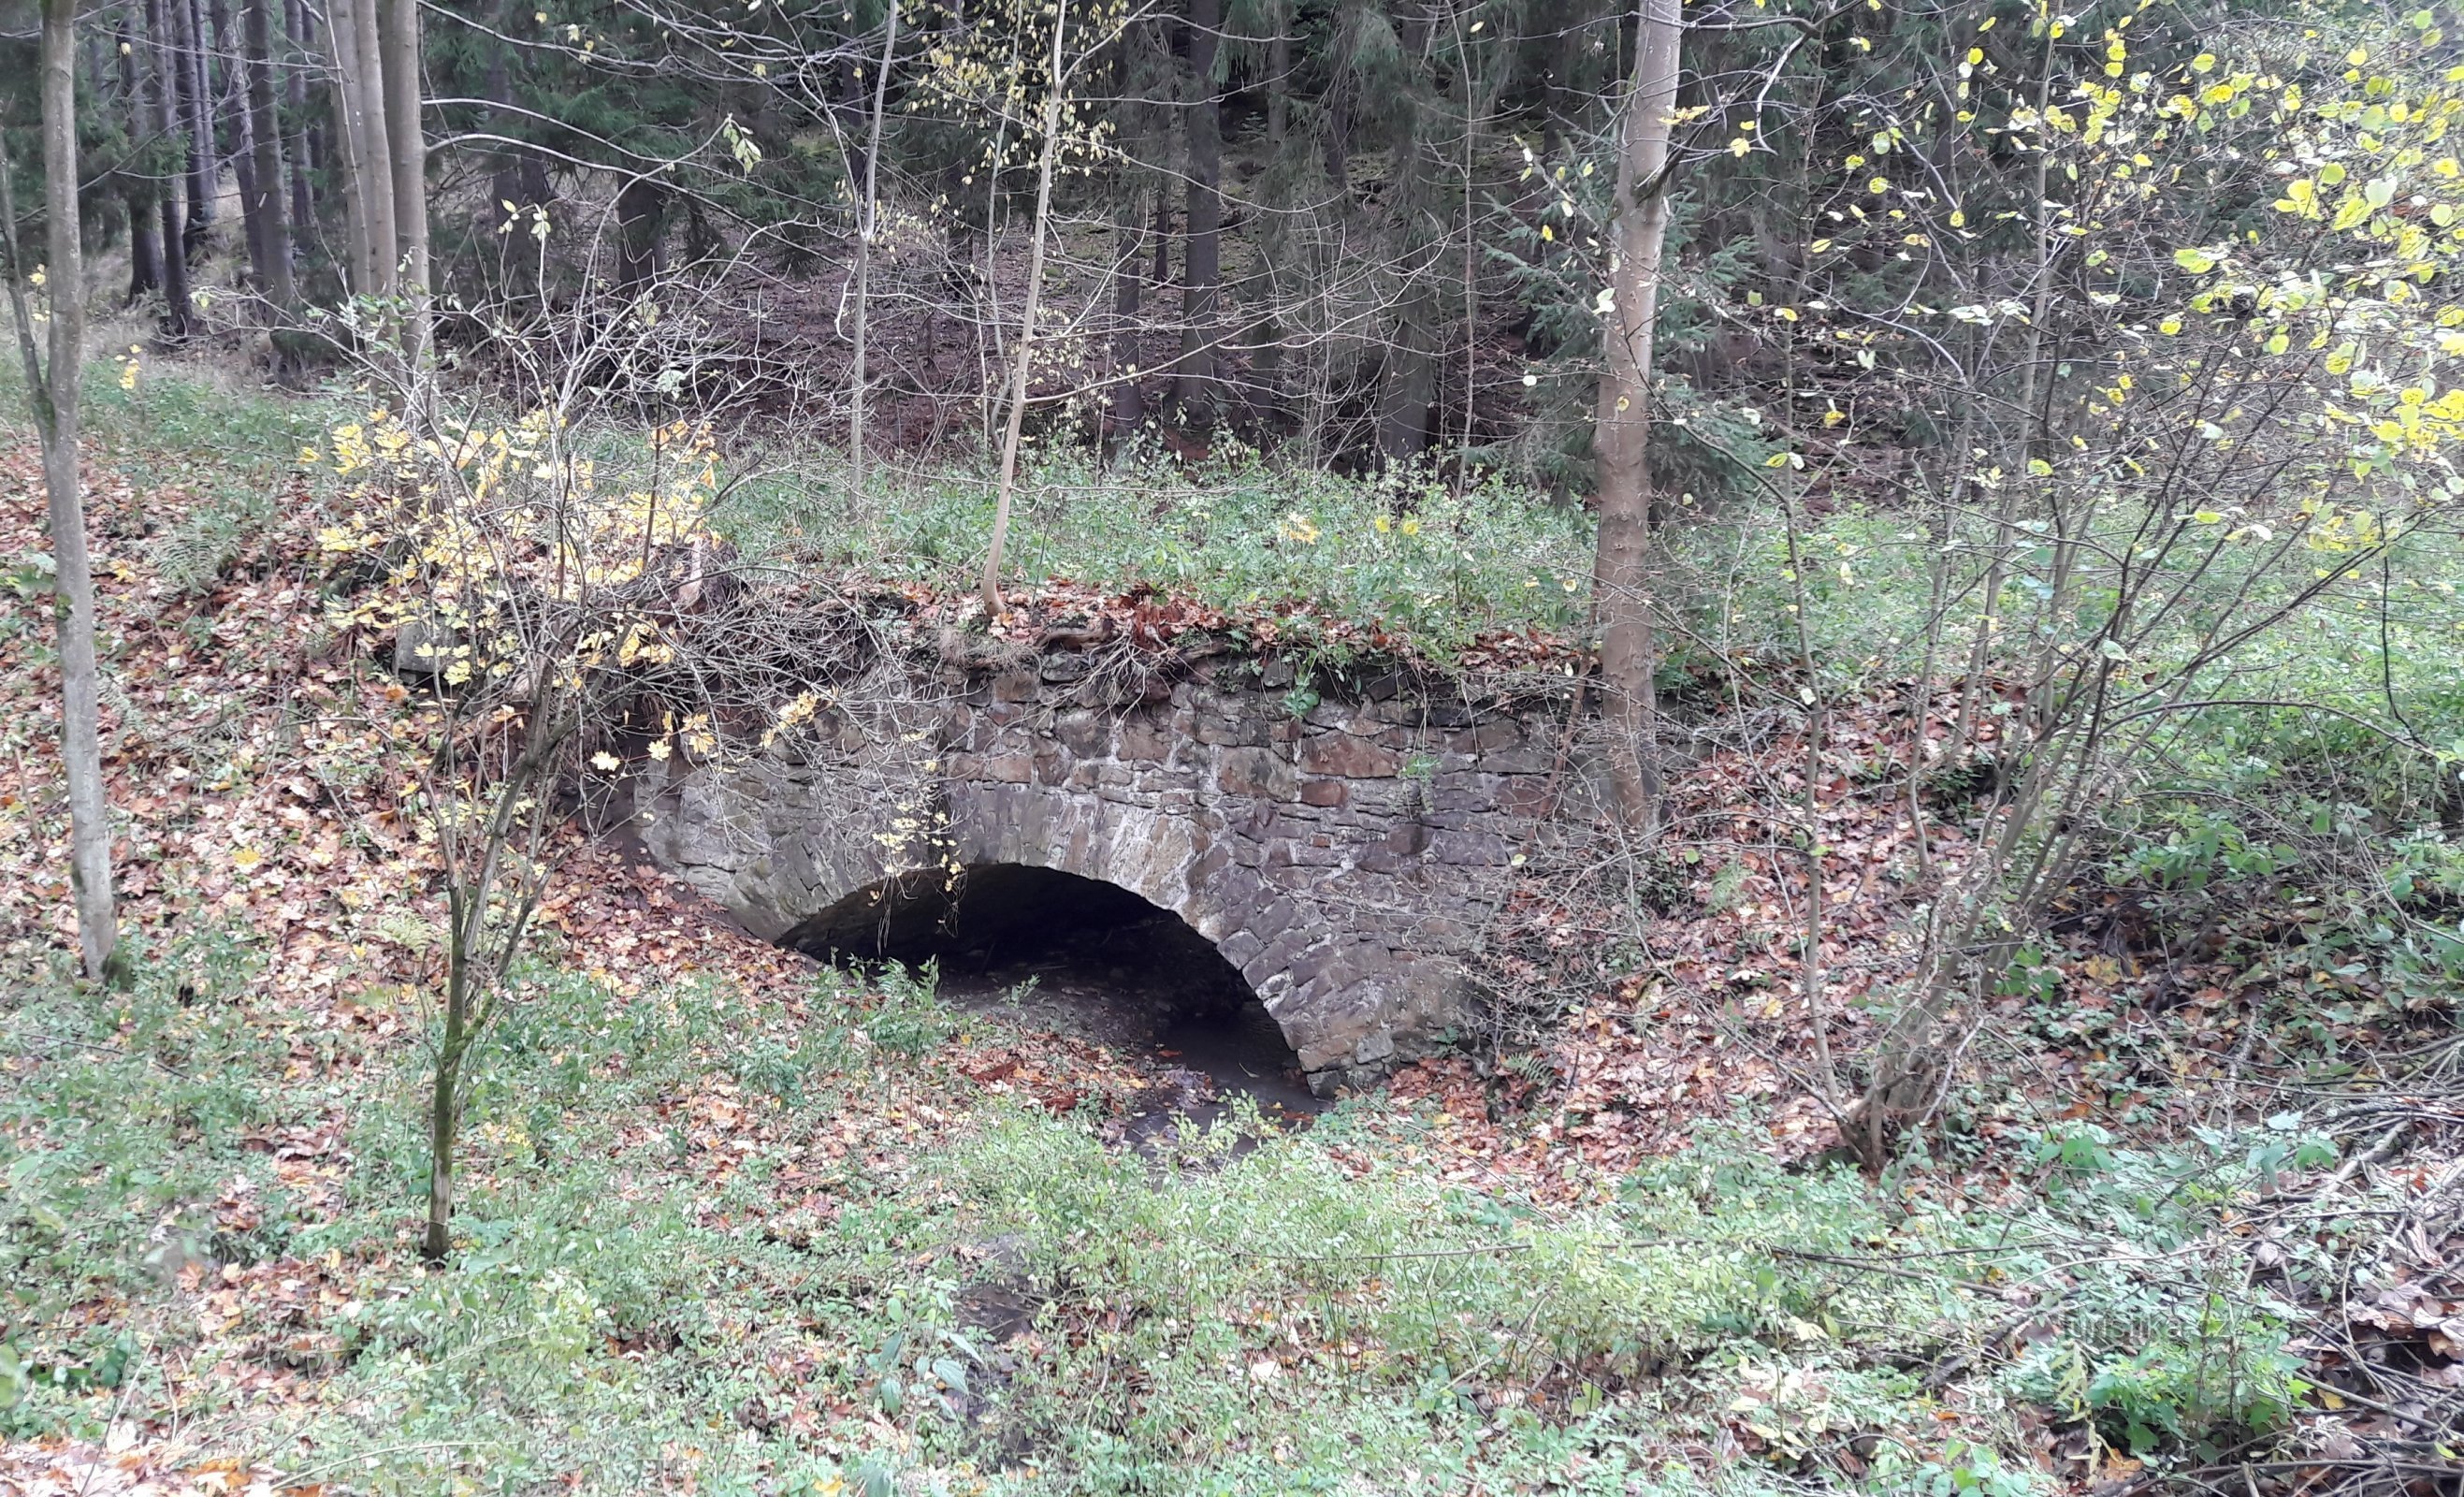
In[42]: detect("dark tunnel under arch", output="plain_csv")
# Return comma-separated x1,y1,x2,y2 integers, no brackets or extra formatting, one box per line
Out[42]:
779,863,1267,1029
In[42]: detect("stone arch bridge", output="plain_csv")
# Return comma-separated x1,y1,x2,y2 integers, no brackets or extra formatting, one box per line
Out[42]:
644,643,1573,1091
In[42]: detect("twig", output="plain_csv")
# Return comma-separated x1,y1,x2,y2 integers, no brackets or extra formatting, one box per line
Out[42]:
19,1030,190,1080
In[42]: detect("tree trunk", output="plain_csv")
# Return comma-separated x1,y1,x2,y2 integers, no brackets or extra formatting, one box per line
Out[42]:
343,0,396,295
1243,8,1290,414
286,0,314,240
323,0,372,293
1,0,123,986
146,0,196,334
176,0,215,261
981,0,1071,615
1324,70,1351,194
243,0,295,311
1374,3,1440,467
1589,0,1679,829
1265,5,1288,148
1375,286,1436,464
1150,192,1170,287
1170,0,1222,424
214,0,266,287
1110,184,1146,430
423,965,466,1264
484,2,522,231
849,0,900,490
614,177,666,292
376,0,427,324
119,22,164,303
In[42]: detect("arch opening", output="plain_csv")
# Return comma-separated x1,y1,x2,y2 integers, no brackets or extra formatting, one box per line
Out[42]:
781,865,1315,1112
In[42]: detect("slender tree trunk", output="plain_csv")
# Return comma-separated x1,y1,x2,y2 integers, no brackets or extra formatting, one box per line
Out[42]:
1589,0,1678,829
1110,183,1147,429
1376,283,1437,463
377,0,427,346
214,0,265,287
614,177,665,292
120,23,165,303
1171,0,1222,423
1324,73,1351,194
286,0,314,240
327,0,389,296
146,0,196,333
1150,193,1170,286
1,0,123,986
1265,5,1288,148
423,961,467,1264
849,0,900,490
176,0,215,260
124,192,165,302
243,0,294,311
1374,5,1441,466
484,0,524,275
981,0,1071,614
346,0,396,294
1242,8,1290,415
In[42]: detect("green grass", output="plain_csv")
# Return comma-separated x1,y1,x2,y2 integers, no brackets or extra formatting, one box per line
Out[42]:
13,355,1596,661
714,441,1597,661
2,925,2333,1494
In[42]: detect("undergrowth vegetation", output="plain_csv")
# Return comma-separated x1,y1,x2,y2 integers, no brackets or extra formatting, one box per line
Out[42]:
4,362,2459,1495
1,923,2367,1495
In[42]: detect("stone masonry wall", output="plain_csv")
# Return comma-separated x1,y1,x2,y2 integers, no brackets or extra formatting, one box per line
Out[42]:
644,646,1566,1091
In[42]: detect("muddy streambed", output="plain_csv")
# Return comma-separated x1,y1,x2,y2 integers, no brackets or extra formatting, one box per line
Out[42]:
798,863,1328,1148
937,962,1326,1149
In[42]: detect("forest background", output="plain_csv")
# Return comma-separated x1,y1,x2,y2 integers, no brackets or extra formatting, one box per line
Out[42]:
3,0,2463,1492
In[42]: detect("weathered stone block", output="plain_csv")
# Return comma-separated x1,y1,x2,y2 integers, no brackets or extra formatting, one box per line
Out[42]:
1218,747,1297,801
1298,734,1399,778
1195,712,1269,747
979,753,1034,784
1451,717,1525,753
1495,776,1556,817
1474,745,1556,775
1299,778,1347,807
1430,828,1514,865
1055,710,1112,758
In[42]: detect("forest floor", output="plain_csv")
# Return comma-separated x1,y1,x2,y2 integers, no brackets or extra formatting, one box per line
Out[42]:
1,371,2459,1496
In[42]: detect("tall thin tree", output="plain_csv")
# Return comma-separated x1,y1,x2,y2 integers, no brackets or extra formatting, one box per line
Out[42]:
144,0,196,333
117,19,164,303
980,0,1073,614
377,0,428,356
243,0,296,312
324,0,378,293
2,0,124,985
848,0,900,491
214,0,267,284
1169,0,1223,423
285,0,315,242
174,0,215,259
1589,0,1678,827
